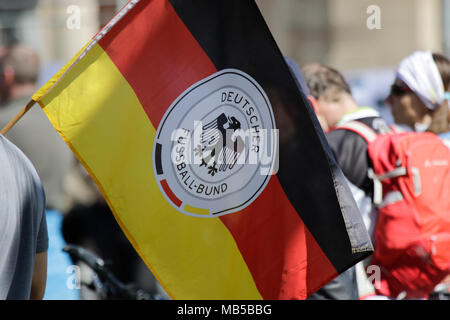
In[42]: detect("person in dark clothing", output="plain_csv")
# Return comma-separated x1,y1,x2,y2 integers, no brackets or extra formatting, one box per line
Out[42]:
284,57,365,300
62,202,138,285
301,63,390,194
301,63,392,298
301,64,391,241
61,162,167,299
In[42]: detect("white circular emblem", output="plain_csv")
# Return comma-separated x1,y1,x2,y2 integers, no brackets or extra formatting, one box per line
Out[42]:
153,69,277,217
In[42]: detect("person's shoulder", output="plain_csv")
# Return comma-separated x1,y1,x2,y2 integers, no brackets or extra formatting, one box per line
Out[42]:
0,134,44,193
0,134,29,164
1,134,46,229
325,126,368,146
325,124,371,168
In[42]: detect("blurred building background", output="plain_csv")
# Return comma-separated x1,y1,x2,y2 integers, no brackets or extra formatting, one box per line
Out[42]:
1,0,449,115
257,0,449,122
258,0,445,70
1,0,448,72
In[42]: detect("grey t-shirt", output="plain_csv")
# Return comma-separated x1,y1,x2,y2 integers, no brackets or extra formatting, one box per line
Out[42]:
0,134,48,300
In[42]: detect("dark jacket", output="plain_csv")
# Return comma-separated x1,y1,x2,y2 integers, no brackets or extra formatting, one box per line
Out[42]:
309,107,387,300
326,107,389,193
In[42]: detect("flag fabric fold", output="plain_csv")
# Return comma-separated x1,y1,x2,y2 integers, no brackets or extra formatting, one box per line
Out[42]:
32,0,372,299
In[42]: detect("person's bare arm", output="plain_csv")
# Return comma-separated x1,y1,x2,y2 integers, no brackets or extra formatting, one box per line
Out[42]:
30,251,47,300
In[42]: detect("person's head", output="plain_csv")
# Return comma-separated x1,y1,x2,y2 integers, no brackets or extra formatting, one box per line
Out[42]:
386,51,450,134
0,44,40,103
301,63,358,130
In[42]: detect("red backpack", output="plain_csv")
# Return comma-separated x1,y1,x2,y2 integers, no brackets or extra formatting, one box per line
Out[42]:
336,121,450,298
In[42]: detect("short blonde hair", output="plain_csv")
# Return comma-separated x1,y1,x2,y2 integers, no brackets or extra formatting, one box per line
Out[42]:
301,63,351,101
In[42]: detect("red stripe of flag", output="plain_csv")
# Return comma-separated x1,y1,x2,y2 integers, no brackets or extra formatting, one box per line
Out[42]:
220,177,337,299
98,0,216,129
98,0,337,299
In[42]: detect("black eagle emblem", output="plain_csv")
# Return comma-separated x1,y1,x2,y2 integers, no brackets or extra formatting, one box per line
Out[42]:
196,113,245,176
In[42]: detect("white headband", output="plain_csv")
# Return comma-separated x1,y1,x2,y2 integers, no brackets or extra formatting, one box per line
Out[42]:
396,51,446,110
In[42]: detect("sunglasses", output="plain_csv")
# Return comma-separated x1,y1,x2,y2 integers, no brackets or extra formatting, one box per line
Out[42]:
390,83,412,96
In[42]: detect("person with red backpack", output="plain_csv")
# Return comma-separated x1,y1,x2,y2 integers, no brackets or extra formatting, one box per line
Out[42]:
302,63,389,244
382,51,450,297
303,60,450,299
284,58,363,300
301,63,388,299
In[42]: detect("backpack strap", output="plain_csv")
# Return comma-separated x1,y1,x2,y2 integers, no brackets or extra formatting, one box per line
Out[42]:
334,121,411,207
333,121,378,144
334,121,399,207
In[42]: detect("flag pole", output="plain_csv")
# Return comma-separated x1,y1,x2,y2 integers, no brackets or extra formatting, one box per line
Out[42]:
0,99,36,135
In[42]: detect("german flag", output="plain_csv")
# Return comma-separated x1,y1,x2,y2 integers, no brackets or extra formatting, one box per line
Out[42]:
32,0,372,299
